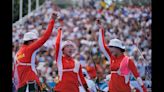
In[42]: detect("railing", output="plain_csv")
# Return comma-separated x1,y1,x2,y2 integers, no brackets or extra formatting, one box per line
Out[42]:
13,0,45,25
13,1,45,26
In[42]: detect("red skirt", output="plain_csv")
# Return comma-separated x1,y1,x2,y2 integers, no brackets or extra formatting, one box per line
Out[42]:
109,73,131,92
54,72,79,92
54,80,79,92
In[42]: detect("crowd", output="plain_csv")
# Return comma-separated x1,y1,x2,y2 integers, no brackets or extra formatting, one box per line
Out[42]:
12,0,151,91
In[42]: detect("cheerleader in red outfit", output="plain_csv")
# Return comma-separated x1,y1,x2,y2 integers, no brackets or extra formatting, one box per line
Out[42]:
96,19,147,92
12,12,57,92
53,27,90,92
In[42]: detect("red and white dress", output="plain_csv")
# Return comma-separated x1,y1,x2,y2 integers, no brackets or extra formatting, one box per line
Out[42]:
54,28,88,92
98,27,147,92
13,19,55,90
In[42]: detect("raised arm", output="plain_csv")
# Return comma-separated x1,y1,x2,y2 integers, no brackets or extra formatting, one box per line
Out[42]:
28,12,57,51
97,19,112,63
54,27,63,81
55,27,63,62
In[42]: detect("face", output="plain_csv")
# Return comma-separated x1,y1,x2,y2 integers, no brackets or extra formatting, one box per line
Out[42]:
26,39,37,45
32,39,36,43
63,45,75,57
109,46,122,56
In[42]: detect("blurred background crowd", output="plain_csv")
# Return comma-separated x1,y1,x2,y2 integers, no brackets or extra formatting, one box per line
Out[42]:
12,0,151,91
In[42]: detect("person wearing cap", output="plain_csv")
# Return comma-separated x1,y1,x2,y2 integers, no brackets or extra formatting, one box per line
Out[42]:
53,27,90,92
12,12,58,92
96,19,147,92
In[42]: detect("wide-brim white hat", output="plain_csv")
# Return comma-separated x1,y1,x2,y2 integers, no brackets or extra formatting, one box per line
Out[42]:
108,38,125,50
23,31,38,41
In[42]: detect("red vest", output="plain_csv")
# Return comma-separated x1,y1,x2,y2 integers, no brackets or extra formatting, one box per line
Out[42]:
111,56,130,84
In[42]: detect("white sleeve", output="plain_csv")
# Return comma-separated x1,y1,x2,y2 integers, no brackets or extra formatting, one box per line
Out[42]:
56,29,63,81
98,28,111,64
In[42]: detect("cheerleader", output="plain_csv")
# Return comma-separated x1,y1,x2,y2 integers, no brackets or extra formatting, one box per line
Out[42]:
53,27,90,92
97,19,147,92
13,12,57,92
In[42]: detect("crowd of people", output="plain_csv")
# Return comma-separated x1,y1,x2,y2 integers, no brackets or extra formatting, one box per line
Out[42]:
12,0,151,91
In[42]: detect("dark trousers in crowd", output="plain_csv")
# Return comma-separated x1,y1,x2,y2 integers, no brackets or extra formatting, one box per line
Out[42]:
17,81,40,92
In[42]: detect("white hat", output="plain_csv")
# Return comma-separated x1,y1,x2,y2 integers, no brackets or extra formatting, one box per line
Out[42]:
23,32,38,41
108,39,125,50
61,40,77,50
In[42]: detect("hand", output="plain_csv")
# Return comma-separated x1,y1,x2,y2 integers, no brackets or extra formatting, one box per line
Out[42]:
51,11,58,20
96,19,102,28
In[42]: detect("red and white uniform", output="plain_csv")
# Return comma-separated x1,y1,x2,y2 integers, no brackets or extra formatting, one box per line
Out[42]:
13,19,55,90
54,28,88,92
98,27,147,92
